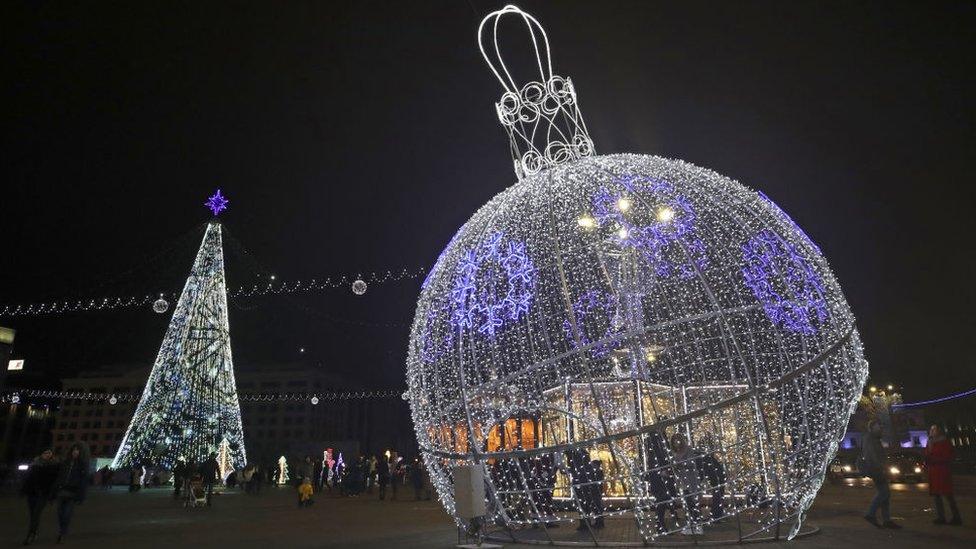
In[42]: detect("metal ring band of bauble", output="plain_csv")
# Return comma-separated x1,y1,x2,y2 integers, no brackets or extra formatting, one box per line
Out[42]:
419,322,856,462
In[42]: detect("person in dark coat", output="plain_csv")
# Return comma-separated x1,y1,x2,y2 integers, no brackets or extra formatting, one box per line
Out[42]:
696,437,727,520
376,455,391,500
20,447,60,545
54,443,90,543
200,452,219,506
410,457,425,500
925,424,962,525
861,420,900,529
526,455,557,527
670,434,702,534
565,448,594,531
344,457,362,496
300,456,315,484
129,464,143,492
172,458,187,499
589,459,605,529
644,430,676,534
97,465,112,490
389,458,401,500
536,455,558,526
501,458,527,521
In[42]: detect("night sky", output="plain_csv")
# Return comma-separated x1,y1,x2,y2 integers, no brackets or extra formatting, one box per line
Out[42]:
2,1,974,400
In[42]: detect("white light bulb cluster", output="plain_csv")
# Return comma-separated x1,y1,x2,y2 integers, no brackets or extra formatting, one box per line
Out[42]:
405,5,867,543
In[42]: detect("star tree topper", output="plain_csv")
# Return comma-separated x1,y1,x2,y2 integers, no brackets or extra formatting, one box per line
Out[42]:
205,189,229,216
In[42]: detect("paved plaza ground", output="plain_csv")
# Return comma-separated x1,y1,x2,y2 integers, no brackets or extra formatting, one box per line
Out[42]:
0,479,973,548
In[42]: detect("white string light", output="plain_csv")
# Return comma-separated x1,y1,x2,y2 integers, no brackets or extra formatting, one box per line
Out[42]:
0,268,427,318
1,389,401,404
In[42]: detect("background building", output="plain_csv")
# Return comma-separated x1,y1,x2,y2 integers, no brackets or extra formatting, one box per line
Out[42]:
48,361,413,466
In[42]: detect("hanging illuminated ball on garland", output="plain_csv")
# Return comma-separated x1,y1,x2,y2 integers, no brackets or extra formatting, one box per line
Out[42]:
351,278,368,295
404,5,868,543
152,294,169,314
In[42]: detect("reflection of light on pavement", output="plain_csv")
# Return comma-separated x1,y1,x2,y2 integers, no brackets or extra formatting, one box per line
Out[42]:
840,478,929,492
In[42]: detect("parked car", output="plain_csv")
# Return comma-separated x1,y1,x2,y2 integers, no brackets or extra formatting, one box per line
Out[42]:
828,454,860,480
828,451,924,483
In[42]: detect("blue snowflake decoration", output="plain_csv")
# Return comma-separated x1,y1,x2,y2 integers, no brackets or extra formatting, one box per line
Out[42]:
742,229,828,334
562,289,619,357
449,231,536,338
758,191,821,255
591,176,707,278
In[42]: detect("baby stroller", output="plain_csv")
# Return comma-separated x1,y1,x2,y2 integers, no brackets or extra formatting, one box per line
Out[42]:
184,475,207,508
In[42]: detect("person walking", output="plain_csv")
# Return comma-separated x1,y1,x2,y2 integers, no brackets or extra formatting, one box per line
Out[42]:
644,429,676,535
200,452,219,506
172,459,187,499
20,447,60,545
389,458,401,500
925,424,962,525
377,455,390,500
54,443,90,544
368,455,377,494
566,447,594,531
861,420,900,529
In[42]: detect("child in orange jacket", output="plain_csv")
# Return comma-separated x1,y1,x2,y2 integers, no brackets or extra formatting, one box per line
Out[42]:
298,478,314,507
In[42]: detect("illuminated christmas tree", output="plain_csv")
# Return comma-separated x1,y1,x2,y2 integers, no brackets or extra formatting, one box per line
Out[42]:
112,218,246,470
217,437,235,481
277,456,289,485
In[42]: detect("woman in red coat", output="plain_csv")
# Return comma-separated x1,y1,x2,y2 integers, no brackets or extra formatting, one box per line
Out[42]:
925,425,962,525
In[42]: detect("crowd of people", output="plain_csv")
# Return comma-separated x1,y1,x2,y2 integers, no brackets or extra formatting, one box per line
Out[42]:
13,423,964,543
15,446,433,544
284,453,434,503
489,422,965,536
489,431,728,535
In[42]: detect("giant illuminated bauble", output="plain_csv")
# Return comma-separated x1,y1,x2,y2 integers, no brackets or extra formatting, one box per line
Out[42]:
405,5,867,544
406,153,866,540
